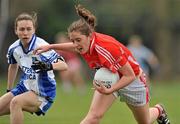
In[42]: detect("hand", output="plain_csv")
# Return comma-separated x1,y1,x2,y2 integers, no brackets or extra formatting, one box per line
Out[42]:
93,80,113,95
33,45,51,55
31,59,53,73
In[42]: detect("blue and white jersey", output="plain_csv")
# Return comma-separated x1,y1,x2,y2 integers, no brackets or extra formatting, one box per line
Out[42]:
127,45,153,75
7,34,61,101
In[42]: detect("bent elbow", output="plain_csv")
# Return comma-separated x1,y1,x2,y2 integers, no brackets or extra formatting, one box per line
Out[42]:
60,62,68,71
53,61,68,71
63,63,68,70
130,74,136,82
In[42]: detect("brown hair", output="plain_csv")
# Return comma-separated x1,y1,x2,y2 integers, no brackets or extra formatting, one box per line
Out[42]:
68,4,97,36
15,12,37,30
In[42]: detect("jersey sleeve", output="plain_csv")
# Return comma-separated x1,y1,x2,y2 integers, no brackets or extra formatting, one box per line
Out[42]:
6,46,17,64
95,44,127,73
36,38,65,63
40,50,65,63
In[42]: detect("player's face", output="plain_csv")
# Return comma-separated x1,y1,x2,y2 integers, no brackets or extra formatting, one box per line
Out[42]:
69,31,91,54
15,20,35,47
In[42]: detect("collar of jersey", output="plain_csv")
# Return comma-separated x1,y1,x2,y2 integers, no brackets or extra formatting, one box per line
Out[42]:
19,34,37,54
89,32,96,55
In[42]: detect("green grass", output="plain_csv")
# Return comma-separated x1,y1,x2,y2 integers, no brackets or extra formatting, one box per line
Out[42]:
0,79,179,124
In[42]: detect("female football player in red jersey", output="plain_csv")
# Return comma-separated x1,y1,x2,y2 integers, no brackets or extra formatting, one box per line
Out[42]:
34,4,170,124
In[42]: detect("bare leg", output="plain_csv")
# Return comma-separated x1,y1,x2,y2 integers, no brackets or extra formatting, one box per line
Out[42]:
149,106,159,123
127,103,159,124
0,92,14,115
10,91,41,124
80,91,116,124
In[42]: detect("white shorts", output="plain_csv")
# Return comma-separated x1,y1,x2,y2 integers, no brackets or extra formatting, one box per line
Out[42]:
11,83,54,116
114,73,150,106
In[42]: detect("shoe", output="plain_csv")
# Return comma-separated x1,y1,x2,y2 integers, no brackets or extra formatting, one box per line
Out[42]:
155,104,170,124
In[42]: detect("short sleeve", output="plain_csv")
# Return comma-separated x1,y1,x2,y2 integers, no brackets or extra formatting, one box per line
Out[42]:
7,47,17,64
40,50,64,63
35,38,64,63
95,44,127,72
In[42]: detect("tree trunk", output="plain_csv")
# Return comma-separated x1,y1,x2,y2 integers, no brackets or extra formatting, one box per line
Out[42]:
152,0,173,79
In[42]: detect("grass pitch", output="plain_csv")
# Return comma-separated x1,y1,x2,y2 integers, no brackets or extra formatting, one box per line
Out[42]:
0,79,179,124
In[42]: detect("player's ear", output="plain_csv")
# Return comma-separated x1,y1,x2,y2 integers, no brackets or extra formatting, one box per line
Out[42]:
89,32,92,38
88,32,92,41
15,29,18,35
32,28,36,34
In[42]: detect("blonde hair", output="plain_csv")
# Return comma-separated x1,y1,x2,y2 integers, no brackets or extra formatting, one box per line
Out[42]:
68,4,97,36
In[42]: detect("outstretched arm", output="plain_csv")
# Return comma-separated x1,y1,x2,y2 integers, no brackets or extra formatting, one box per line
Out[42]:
31,57,68,73
34,42,76,55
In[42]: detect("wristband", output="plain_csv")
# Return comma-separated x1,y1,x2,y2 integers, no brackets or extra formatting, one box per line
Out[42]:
6,89,11,92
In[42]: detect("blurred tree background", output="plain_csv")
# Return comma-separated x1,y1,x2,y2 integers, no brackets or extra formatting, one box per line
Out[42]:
0,0,180,80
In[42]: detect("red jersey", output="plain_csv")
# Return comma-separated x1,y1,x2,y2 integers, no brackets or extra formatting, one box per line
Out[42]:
81,32,141,76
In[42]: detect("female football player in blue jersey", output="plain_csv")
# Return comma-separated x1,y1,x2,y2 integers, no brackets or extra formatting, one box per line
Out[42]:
0,12,68,124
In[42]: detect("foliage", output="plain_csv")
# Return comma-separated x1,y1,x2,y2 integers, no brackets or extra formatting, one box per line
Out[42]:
1,0,180,77
37,0,76,42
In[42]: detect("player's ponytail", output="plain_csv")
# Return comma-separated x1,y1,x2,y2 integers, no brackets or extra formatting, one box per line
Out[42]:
75,4,97,29
68,4,97,36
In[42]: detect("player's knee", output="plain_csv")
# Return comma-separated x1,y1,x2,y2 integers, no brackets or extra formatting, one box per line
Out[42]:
10,97,22,110
92,113,103,120
88,111,104,122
